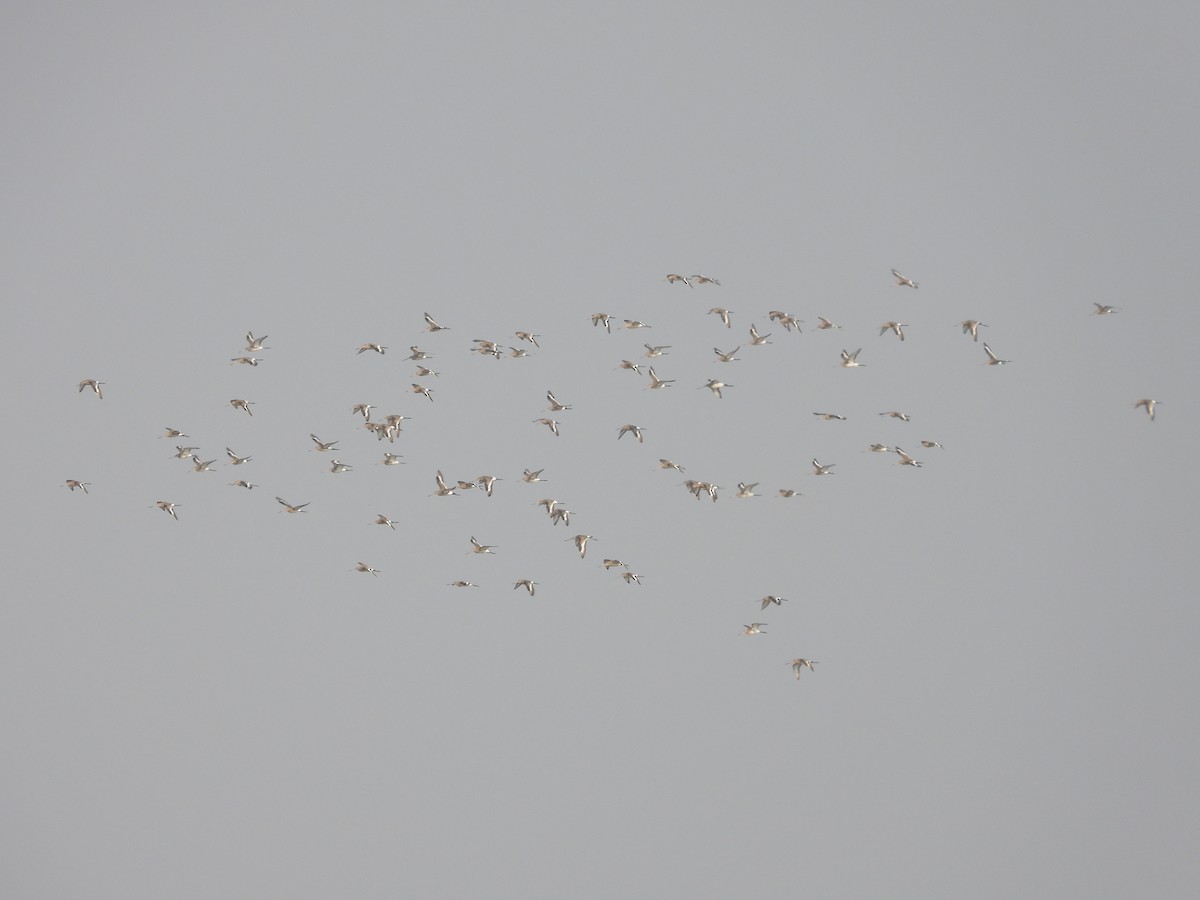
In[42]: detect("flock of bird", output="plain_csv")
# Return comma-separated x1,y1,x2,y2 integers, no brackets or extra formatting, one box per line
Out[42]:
67,271,1156,682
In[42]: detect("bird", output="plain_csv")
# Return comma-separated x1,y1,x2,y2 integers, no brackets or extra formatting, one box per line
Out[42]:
154,500,180,520
891,268,919,288
433,471,456,496
329,459,352,473
549,506,572,527
742,623,768,636
276,497,309,513
867,443,892,453
879,321,907,341
161,427,189,439
449,581,478,588
225,447,252,465
658,458,685,473
813,412,846,421
513,579,538,596
515,331,540,347
879,411,911,421
748,324,771,346
623,319,651,329
920,440,944,449
230,356,261,366
190,455,217,472
1093,303,1119,315
78,379,105,398
622,572,642,585
469,536,497,554
703,379,732,399
173,445,200,459
356,343,387,355
616,359,643,375
477,474,500,496
646,368,674,390
591,312,613,333
600,559,628,570
571,534,596,558
643,343,671,358
311,435,339,452
982,343,1010,366
533,418,560,437
665,274,691,286
456,480,477,491
811,459,835,475
959,320,987,341
355,562,380,576
229,480,257,489
777,489,800,498
1134,398,1160,421
840,348,864,368
708,307,733,328
521,468,547,483
411,384,434,402
65,480,91,493
422,312,449,332
760,595,788,610
414,365,440,378
617,424,644,442
791,658,818,678
776,314,803,333
736,482,760,498
546,390,572,411
230,399,254,415
816,316,841,330
351,403,373,419
713,346,741,363
691,275,721,286
408,345,434,360
508,346,532,358
244,331,269,351
893,447,923,467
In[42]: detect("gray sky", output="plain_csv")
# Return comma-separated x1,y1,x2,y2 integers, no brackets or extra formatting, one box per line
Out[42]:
4,2,1199,897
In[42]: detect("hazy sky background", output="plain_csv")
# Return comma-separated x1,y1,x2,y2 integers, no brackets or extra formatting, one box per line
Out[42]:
4,2,1199,897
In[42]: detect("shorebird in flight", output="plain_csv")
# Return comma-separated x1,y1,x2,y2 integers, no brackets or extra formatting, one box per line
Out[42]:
515,331,540,347
522,468,547,483
374,514,397,530
665,274,691,287
155,500,180,520
616,359,643,375
381,452,403,466
355,562,380,577
1093,303,1119,315
691,275,720,286
190,455,218,472
225,447,252,465
622,571,642,585
469,536,497,554
659,458,685,473
449,581,478,588
760,595,788,610
811,459,836,475
891,268,919,288
230,356,261,366
411,383,434,402
508,346,532,358
713,346,741,363
644,343,670,358
1134,398,1160,421
742,623,768,636
229,480,257,489
920,440,944,449
813,412,846,421
840,348,864,368
600,559,628,570
65,480,91,493
879,411,910,422
422,312,450,332
162,427,189,439
816,316,841,330
623,319,651,329
736,482,760,499
513,579,538,596
703,378,732,399
477,474,500,496
867,443,892,453
777,489,800,498
351,403,373,419
433,471,456,496
591,312,613,333
414,365,440,378
276,497,309,513
545,390,571,411
982,343,1010,366
173,445,200,459
748,324,771,346
244,332,269,351
311,435,339,452
791,658,818,677
708,307,733,328
959,320,987,341
230,399,254,416
617,424,645,443
356,343,387,355
329,459,352,473
571,534,595,558
879,321,907,341
408,345,433,360
893,447,923,467
78,379,105,399
533,417,560,437
646,368,674,390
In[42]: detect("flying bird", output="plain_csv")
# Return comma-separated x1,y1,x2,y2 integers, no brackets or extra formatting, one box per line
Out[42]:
891,268,919,288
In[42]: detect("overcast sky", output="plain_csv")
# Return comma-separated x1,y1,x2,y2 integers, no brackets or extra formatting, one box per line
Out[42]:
4,3,1199,898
